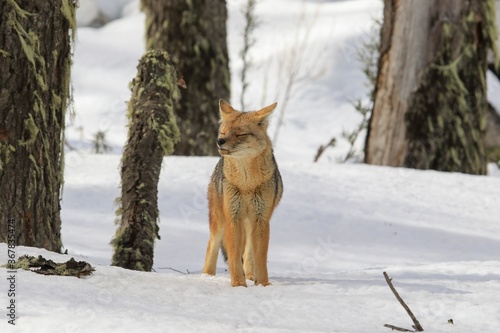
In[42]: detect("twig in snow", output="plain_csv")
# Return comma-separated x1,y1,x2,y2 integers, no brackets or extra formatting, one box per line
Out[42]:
383,324,415,332
383,271,424,332
157,267,189,275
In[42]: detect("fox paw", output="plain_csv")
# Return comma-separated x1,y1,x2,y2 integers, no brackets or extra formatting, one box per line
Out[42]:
255,280,272,287
231,280,248,287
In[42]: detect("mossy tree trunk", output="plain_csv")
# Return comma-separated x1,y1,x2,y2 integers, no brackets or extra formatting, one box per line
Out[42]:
0,0,76,251
365,0,498,175
141,0,230,156
112,50,180,271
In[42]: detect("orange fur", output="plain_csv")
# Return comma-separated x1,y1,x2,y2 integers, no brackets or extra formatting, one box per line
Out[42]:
202,100,283,287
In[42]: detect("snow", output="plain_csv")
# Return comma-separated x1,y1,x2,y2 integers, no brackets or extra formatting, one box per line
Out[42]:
75,0,99,27
2,157,500,332
488,70,500,113
2,0,500,332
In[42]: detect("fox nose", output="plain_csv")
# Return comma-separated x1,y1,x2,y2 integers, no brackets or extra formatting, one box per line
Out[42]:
217,138,226,147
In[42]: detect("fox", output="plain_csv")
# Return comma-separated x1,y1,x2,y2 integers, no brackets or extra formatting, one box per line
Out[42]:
202,100,283,287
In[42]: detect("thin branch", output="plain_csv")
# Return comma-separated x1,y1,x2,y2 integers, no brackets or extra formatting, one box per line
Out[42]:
313,137,336,162
340,99,370,163
384,324,415,332
272,1,323,146
383,272,424,332
157,267,189,275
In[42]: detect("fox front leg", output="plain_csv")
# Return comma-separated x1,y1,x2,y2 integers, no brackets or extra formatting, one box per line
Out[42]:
243,231,255,281
224,221,247,287
251,218,271,286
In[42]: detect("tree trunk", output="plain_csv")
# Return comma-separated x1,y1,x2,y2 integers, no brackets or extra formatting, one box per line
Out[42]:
112,50,180,271
141,0,230,156
0,0,76,252
365,0,498,175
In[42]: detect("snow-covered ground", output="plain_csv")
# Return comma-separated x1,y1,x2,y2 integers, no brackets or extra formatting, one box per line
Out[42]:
2,0,500,332
2,157,500,332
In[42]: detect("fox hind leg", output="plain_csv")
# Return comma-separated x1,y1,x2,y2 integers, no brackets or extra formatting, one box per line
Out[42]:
202,228,223,276
202,205,224,276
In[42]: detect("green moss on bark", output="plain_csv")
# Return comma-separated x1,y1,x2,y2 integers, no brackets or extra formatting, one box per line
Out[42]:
480,0,499,67
141,0,230,156
0,0,76,251
61,0,76,42
112,50,180,271
404,1,496,175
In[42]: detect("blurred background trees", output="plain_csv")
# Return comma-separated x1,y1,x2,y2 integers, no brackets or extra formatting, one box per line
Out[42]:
141,0,230,156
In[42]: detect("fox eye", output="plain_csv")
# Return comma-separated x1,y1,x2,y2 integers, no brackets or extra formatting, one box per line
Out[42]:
236,133,251,138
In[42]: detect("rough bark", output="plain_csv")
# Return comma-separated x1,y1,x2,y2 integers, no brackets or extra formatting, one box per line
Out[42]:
0,0,76,251
141,0,230,156
365,0,498,175
111,50,180,271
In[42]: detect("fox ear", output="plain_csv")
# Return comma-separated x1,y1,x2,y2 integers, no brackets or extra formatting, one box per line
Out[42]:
219,99,237,119
254,102,277,123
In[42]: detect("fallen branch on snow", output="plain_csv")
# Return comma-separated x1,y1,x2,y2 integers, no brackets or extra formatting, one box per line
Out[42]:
383,271,424,332
383,324,415,332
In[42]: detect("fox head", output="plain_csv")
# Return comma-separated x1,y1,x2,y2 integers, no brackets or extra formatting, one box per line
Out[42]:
216,100,277,158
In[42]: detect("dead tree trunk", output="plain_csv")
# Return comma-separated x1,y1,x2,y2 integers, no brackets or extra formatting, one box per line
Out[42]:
141,0,230,156
111,50,180,271
0,0,76,251
365,0,498,175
